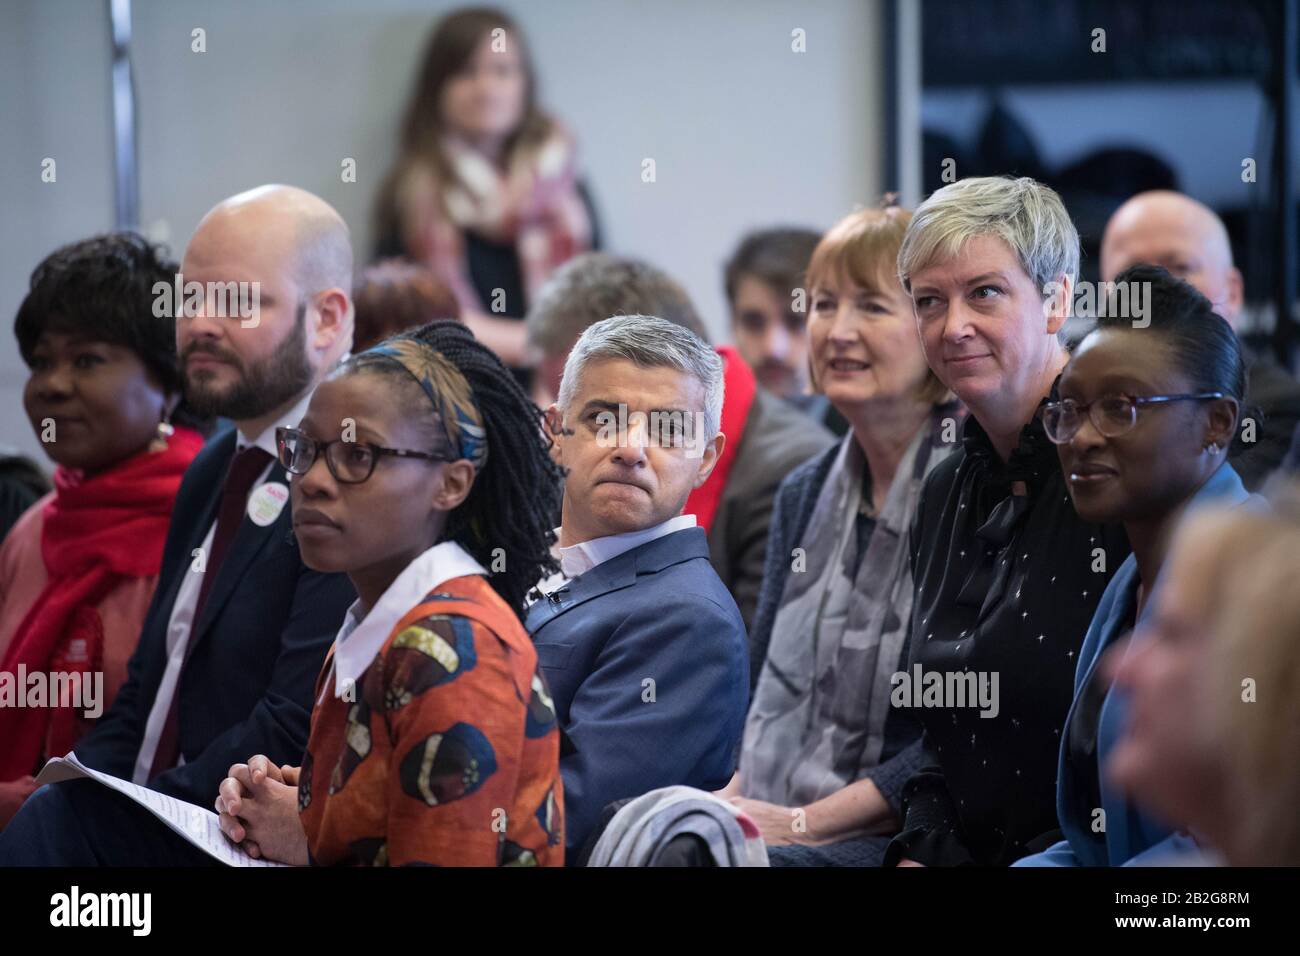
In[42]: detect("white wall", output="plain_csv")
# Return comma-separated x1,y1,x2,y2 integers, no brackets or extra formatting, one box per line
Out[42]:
0,0,884,462
0,0,115,460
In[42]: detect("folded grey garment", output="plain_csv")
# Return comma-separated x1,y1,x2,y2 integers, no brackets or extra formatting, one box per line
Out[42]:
587,785,769,867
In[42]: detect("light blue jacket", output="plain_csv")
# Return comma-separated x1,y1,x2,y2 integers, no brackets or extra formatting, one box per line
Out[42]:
1016,464,1254,867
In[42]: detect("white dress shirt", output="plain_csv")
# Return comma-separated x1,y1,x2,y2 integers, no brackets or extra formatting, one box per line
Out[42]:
530,513,698,602
131,391,314,784
328,540,488,700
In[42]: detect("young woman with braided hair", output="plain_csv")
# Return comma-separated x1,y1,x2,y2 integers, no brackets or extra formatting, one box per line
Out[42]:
214,319,566,865
403,319,564,615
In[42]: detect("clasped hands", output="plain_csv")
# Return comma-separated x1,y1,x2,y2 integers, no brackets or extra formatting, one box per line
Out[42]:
215,754,309,866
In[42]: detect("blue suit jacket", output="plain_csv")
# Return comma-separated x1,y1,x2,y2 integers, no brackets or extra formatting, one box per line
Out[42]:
1017,464,1254,866
74,428,356,805
525,527,749,856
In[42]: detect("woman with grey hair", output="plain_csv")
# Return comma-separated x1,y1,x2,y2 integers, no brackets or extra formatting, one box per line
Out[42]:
883,176,1130,866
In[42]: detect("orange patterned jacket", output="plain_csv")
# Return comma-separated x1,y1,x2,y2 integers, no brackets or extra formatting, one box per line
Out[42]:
298,574,563,866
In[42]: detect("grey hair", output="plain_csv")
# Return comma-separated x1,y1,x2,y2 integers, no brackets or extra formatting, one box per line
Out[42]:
897,176,1080,299
557,314,725,438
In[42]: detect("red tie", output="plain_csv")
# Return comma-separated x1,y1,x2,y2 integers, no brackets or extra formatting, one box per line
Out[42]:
148,445,272,780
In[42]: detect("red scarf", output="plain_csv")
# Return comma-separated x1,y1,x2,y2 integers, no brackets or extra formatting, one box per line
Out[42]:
685,347,756,534
0,427,203,779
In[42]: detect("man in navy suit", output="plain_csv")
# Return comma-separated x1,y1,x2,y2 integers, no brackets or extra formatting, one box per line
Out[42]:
0,185,357,863
528,314,750,858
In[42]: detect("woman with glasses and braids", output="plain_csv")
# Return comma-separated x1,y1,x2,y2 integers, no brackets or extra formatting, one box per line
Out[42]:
1016,264,1260,867
214,320,566,866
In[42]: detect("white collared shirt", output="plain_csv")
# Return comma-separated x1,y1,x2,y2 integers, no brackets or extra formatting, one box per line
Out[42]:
131,390,315,784
529,514,698,602
329,541,488,699
557,513,698,577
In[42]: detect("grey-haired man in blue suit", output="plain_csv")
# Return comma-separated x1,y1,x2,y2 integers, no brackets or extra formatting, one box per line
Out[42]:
527,314,749,859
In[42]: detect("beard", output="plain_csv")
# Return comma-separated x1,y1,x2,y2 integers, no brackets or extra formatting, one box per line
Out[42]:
184,301,314,420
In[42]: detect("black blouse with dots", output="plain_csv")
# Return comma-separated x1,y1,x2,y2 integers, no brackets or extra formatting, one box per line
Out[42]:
885,396,1131,866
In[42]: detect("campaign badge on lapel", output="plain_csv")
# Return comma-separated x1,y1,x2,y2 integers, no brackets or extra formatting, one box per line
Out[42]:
248,482,289,526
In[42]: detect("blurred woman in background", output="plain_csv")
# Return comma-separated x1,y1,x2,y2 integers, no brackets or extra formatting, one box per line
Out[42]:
352,259,460,352
0,234,207,824
374,6,597,380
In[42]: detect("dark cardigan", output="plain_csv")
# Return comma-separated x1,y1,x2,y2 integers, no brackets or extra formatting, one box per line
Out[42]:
747,444,838,694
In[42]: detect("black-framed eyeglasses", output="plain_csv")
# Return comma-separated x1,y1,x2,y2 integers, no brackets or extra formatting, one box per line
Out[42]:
275,426,449,484
1042,392,1224,445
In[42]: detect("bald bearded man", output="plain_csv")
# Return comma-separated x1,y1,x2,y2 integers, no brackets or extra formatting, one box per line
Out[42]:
0,186,358,863
1102,190,1300,489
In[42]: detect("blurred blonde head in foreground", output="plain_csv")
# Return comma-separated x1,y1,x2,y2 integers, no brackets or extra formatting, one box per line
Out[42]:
1105,477,1300,866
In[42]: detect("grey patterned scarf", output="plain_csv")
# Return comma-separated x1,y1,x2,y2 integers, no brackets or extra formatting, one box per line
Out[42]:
740,405,959,806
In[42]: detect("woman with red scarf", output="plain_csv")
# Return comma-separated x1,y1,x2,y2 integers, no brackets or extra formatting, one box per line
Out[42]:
0,234,208,826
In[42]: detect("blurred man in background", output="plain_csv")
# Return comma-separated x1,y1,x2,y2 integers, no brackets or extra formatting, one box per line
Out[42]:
724,229,819,398
724,228,847,435
350,259,458,351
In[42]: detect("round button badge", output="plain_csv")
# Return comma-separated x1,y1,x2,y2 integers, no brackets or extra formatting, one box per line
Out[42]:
247,482,289,527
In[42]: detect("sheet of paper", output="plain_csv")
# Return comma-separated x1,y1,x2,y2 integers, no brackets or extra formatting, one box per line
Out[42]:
35,753,292,867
